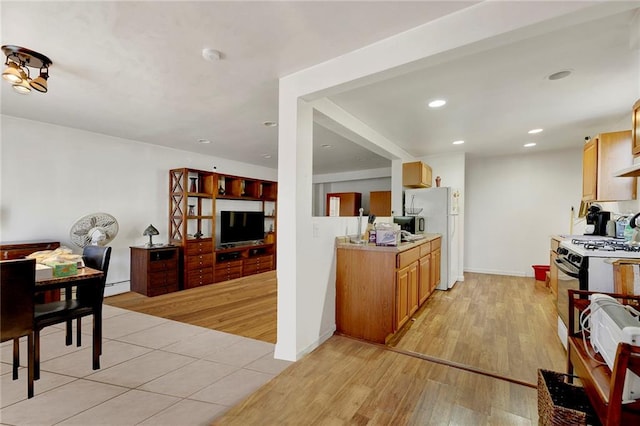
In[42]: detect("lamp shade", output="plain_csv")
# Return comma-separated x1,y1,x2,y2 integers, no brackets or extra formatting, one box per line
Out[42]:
30,73,48,93
143,224,159,236
12,78,31,94
2,62,23,84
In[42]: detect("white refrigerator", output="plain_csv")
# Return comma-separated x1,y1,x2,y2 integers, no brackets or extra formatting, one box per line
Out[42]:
405,187,460,290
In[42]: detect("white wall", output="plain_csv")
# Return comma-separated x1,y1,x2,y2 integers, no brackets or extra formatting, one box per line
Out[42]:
0,115,276,295
465,148,584,276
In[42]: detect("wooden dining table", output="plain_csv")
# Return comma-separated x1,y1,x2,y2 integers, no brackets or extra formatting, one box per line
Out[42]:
35,266,103,291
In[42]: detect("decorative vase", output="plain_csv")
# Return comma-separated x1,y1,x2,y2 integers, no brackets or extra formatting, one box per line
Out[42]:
435,176,441,187
189,177,198,193
188,205,195,216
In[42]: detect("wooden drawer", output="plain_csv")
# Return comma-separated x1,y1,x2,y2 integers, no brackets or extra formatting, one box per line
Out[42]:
149,259,177,272
185,267,213,288
398,247,420,269
187,253,213,268
215,259,243,271
148,283,179,297
243,263,273,275
419,242,432,257
149,270,178,287
185,240,213,255
215,271,243,283
431,237,441,251
244,255,273,266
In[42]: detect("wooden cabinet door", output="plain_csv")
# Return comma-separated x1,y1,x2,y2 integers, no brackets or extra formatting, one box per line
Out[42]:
549,250,558,297
408,262,419,316
582,138,597,201
597,131,636,201
369,191,391,216
326,192,362,216
431,248,441,292
395,265,410,331
418,254,431,305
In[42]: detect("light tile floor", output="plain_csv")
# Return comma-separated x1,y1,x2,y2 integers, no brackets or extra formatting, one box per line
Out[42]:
0,305,293,425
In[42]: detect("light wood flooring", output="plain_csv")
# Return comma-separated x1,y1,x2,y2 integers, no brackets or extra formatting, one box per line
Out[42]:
106,271,566,424
105,271,277,343
388,272,566,386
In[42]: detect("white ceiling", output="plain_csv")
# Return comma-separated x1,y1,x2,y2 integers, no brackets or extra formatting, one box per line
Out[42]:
2,2,639,175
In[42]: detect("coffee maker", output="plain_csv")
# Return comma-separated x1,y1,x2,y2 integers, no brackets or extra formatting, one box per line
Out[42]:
585,205,611,236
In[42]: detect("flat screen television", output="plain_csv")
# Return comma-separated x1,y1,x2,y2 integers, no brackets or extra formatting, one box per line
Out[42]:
219,211,264,245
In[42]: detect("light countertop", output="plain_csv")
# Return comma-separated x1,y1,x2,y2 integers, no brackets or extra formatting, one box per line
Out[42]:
336,233,441,253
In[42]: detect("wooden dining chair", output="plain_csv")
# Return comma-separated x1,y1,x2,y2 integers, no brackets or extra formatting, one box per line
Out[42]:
1,258,36,398
34,246,111,379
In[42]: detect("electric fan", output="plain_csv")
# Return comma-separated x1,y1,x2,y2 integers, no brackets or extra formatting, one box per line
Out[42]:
69,212,119,247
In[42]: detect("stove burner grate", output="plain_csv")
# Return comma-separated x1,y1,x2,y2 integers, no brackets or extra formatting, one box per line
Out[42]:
571,238,640,252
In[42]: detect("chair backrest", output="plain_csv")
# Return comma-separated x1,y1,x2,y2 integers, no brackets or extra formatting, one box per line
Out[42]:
82,245,112,280
1,258,35,343
79,246,111,306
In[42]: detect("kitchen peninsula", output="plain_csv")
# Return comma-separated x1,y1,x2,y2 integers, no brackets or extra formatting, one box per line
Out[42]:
336,234,441,343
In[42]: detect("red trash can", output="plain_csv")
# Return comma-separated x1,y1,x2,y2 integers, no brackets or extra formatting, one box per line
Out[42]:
532,265,550,281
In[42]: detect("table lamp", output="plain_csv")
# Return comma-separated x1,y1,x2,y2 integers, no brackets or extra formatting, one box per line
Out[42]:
143,224,159,247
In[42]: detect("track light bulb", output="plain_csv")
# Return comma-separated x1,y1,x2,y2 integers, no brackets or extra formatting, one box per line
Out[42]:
2,61,23,84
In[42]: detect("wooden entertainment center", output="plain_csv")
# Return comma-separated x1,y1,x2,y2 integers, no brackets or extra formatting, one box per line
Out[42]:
130,168,277,296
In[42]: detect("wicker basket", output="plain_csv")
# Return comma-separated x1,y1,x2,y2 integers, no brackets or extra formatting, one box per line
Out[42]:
537,369,599,426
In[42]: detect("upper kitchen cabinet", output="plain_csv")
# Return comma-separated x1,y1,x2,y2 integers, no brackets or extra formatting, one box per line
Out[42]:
369,191,391,216
582,130,636,202
403,161,432,188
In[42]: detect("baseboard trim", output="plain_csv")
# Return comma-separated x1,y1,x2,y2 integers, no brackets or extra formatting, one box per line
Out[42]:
464,268,526,277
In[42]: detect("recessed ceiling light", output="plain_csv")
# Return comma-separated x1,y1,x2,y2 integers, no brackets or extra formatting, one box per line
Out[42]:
528,128,543,134
263,121,277,127
321,144,332,149
524,142,536,148
202,48,222,62
262,154,272,159
547,70,572,81
452,140,464,145
197,138,211,144
428,99,447,108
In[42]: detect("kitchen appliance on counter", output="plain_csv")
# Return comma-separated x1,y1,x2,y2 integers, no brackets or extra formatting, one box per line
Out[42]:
584,205,611,236
555,236,640,348
393,215,425,235
404,187,459,290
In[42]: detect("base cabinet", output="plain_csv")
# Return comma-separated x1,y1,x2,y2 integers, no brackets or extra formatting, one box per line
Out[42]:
214,245,275,283
130,246,179,296
336,236,441,343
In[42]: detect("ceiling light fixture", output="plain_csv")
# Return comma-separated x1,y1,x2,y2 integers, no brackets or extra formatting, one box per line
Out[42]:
524,142,536,147
263,121,277,127
321,144,333,149
2,45,52,94
197,138,211,144
262,154,272,159
528,128,543,134
452,140,464,145
428,99,447,108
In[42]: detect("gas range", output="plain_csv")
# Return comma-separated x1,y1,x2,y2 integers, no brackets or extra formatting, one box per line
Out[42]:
560,236,640,259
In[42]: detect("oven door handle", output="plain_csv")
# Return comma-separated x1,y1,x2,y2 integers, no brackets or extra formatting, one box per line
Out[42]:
554,258,580,278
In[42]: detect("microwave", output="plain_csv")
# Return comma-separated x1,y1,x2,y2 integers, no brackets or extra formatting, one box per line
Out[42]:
393,216,425,235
